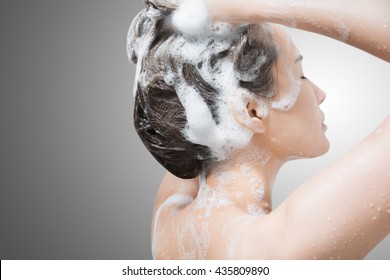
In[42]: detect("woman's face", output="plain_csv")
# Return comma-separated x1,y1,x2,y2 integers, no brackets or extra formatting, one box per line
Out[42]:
262,26,329,159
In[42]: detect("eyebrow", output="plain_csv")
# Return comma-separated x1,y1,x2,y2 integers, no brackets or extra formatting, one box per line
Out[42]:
295,55,303,63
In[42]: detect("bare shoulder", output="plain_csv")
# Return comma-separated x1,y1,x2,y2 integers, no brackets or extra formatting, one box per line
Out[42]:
152,173,198,231
151,172,199,258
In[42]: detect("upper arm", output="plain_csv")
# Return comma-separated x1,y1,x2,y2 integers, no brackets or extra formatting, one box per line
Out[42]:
270,117,390,259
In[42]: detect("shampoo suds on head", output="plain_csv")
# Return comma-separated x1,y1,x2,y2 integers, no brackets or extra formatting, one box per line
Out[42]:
171,0,236,37
172,0,210,36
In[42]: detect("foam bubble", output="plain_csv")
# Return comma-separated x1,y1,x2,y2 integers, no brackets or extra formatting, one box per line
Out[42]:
247,203,266,216
172,0,210,36
240,164,251,175
167,33,253,161
171,0,236,37
250,177,265,200
195,173,232,217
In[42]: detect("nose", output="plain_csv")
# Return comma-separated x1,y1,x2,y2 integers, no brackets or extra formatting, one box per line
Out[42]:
312,82,326,105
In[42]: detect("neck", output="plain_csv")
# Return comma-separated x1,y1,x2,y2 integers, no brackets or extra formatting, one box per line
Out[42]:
198,145,285,216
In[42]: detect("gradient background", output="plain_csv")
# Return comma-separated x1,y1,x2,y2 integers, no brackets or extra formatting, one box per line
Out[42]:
1,0,389,259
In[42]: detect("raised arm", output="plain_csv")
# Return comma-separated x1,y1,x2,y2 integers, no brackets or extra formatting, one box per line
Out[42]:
244,116,390,259
205,0,390,62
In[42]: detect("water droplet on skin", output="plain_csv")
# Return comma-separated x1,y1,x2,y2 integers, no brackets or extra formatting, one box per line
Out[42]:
369,202,374,208
327,216,332,222
385,24,388,28
354,232,358,236
386,209,390,214
372,216,377,221
342,221,347,225
377,207,382,212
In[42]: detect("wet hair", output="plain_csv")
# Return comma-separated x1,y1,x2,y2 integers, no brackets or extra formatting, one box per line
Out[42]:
128,0,278,179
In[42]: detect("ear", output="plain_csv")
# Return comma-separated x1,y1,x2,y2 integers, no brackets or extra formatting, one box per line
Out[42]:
231,98,266,134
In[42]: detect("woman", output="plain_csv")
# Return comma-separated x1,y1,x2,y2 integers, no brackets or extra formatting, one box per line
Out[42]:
128,0,390,259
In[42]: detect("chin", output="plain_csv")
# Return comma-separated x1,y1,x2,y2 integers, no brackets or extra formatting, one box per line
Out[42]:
289,138,330,160
310,138,330,158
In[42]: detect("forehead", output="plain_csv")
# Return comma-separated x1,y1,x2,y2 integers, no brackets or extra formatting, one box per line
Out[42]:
269,25,299,62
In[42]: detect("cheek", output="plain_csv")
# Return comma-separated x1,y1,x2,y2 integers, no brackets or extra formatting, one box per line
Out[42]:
292,86,320,124
266,94,327,157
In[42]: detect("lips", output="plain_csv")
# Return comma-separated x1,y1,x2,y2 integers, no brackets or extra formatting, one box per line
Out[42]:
321,112,327,130
322,118,327,130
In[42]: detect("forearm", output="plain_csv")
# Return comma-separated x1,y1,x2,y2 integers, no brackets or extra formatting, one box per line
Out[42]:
206,0,390,62
273,0,390,62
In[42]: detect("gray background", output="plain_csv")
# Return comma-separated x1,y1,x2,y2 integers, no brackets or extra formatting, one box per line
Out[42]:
0,1,389,259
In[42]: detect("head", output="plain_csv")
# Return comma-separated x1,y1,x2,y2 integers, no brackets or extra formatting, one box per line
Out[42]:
237,26,329,161
128,0,328,179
